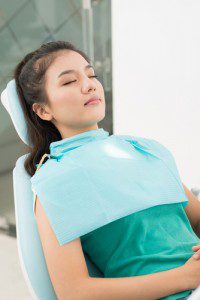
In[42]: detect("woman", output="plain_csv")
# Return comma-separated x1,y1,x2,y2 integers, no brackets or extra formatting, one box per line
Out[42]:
13,40,200,300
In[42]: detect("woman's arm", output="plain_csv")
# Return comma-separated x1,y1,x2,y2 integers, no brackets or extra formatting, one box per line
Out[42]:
78,266,189,300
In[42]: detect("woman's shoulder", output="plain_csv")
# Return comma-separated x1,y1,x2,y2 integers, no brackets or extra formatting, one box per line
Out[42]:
116,134,172,155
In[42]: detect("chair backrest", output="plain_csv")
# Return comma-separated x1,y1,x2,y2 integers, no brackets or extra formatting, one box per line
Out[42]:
13,154,103,299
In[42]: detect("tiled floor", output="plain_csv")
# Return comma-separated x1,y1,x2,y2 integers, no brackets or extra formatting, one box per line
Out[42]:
0,234,32,299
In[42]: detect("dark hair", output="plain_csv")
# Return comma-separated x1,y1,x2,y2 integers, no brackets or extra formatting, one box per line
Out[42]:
13,41,91,177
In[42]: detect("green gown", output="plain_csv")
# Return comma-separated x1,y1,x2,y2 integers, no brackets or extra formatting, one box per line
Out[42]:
81,202,199,300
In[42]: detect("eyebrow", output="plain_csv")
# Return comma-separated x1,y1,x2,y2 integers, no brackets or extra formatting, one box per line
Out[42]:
57,64,94,79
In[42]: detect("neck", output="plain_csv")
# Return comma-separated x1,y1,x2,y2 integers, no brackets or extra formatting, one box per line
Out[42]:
59,124,99,139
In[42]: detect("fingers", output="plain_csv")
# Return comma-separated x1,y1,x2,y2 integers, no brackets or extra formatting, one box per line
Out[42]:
193,248,200,259
192,244,200,250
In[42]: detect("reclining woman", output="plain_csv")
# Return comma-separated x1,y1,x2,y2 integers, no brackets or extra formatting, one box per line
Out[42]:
13,40,200,300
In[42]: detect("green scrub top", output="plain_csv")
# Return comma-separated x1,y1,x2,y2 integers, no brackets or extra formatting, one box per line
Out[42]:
81,202,200,300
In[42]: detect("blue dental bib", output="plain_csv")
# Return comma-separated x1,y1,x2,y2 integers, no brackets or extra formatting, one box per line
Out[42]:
30,128,188,246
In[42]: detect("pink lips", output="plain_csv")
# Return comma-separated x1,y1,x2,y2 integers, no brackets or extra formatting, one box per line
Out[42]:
84,97,101,106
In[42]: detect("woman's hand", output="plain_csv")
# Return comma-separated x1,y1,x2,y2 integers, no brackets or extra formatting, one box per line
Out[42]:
182,251,200,289
192,244,200,259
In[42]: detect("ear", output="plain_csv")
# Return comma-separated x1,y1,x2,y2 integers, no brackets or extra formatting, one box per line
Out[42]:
32,102,53,121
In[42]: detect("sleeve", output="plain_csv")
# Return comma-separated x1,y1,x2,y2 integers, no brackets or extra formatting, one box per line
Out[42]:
147,138,188,208
30,162,108,247
121,134,188,208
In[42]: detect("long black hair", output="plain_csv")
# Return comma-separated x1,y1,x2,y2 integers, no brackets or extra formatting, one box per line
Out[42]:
13,41,91,177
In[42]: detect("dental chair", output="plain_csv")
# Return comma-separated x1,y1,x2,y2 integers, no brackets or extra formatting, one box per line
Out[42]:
1,79,200,300
1,79,103,300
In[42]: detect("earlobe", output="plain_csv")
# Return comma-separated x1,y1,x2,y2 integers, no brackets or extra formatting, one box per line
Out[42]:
38,111,53,121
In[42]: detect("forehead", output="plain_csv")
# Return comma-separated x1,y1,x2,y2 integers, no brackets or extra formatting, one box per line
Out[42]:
46,50,89,78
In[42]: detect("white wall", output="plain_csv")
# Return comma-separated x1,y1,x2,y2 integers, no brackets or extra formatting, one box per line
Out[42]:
111,0,200,189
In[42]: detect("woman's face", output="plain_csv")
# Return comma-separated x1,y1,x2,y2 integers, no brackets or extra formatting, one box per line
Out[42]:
35,50,106,138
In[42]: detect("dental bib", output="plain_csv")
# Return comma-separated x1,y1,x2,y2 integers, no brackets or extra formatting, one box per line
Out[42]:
30,128,188,246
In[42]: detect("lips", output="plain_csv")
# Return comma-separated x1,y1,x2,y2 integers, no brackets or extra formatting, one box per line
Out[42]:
84,96,101,105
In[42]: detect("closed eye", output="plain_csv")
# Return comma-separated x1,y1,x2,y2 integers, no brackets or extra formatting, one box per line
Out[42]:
63,75,99,86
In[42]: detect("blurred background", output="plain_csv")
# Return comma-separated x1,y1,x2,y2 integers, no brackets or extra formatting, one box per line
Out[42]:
0,0,200,299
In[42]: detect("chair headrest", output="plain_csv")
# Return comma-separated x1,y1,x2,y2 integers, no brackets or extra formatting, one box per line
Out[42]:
1,79,31,147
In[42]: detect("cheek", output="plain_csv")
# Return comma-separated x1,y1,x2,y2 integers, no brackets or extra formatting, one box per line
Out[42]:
52,90,75,107
52,93,84,116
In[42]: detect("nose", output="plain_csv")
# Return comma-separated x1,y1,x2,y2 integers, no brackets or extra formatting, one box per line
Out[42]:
81,76,96,93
